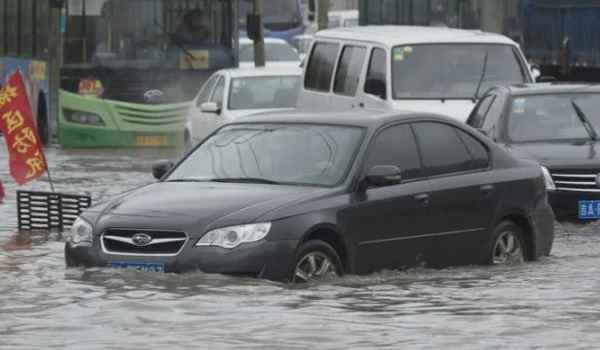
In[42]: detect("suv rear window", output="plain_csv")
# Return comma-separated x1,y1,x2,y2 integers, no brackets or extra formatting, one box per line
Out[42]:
305,42,340,92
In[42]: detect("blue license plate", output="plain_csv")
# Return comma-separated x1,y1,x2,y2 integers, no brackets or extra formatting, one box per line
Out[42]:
110,262,165,272
579,201,600,219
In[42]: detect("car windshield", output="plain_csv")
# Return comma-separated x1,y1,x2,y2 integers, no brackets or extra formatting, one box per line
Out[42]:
239,43,300,62
392,44,526,99
508,93,600,142
229,76,300,110
168,124,364,187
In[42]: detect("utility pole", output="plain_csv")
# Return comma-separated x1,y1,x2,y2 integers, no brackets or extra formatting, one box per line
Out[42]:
318,0,330,30
48,0,63,143
253,0,266,67
480,0,505,34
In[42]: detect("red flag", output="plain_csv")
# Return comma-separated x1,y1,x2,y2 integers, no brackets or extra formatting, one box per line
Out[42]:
0,180,4,203
0,70,48,185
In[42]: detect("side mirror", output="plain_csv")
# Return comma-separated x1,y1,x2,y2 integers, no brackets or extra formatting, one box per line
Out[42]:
152,160,174,180
365,78,386,100
362,165,402,189
201,102,221,114
531,66,541,81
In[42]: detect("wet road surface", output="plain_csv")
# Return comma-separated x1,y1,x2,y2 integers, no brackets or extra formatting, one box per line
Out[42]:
1,143,600,350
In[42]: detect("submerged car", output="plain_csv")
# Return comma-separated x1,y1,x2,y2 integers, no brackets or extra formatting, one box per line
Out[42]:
185,66,301,146
467,84,600,219
66,111,554,282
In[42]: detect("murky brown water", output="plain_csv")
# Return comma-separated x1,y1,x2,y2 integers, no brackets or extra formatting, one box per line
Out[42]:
2,143,600,350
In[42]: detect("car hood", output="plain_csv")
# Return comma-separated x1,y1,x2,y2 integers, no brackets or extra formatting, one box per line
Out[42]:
506,141,600,168
86,182,324,235
390,100,477,122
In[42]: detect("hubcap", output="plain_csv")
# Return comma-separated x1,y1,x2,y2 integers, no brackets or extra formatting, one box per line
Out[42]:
293,252,338,283
493,231,525,265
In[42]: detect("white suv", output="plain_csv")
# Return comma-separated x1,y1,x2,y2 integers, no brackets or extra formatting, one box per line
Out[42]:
298,26,534,122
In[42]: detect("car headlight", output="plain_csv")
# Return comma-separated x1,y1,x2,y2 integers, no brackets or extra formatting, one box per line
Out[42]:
63,109,105,126
196,223,271,249
541,166,556,191
68,217,93,247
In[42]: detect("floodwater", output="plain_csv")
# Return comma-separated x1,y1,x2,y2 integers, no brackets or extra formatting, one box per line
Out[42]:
1,143,600,350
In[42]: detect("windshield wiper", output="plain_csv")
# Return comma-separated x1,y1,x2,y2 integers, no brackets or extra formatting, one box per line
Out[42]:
210,178,282,185
571,99,598,141
473,50,489,102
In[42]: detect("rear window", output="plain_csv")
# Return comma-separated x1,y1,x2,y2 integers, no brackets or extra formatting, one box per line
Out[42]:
392,44,526,99
305,42,340,92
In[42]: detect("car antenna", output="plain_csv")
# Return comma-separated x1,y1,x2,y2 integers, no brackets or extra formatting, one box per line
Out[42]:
473,50,489,103
571,98,598,141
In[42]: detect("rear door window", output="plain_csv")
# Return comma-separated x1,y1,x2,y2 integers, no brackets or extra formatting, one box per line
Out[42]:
333,45,367,96
412,122,484,176
305,42,340,92
364,124,423,181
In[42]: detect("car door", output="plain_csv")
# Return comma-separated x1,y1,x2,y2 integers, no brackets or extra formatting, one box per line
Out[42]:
340,123,434,274
193,75,226,142
411,121,496,267
189,75,219,143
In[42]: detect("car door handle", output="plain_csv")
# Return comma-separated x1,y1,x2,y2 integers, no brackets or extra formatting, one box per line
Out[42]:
414,194,430,207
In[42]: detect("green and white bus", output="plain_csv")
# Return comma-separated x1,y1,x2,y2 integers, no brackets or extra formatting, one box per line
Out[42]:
1,0,240,148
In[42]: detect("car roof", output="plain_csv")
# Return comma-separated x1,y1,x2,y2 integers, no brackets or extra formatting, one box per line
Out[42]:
228,109,463,130
499,83,600,96
239,37,290,45
216,66,302,78
314,25,517,47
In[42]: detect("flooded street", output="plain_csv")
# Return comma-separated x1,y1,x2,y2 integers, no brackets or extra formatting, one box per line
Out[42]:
1,143,600,350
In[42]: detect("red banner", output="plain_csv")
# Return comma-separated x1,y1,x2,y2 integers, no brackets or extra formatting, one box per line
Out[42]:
0,180,4,203
0,70,48,185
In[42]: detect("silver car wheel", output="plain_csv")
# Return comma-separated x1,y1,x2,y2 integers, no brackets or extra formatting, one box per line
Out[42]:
493,230,525,265
293,251,338,283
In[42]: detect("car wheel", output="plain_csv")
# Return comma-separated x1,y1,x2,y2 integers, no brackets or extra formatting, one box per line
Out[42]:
291,240,343,283
489,221,526,265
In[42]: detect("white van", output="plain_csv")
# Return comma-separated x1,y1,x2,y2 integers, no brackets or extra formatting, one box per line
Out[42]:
297,26,535,122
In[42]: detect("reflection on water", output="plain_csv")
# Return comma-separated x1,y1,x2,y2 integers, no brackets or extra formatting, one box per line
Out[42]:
1,145,600,349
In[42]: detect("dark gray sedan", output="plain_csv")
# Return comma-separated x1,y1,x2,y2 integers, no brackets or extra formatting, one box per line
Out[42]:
65,111,555,282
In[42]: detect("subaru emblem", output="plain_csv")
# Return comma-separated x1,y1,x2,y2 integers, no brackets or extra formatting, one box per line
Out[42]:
131,233,153,246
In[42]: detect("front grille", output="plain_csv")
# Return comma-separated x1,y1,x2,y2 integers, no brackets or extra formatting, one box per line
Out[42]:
114,104,189,127
102,229,187,256
551,168,600,193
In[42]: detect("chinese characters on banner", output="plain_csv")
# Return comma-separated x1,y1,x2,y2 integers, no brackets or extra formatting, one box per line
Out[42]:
0,70,48,185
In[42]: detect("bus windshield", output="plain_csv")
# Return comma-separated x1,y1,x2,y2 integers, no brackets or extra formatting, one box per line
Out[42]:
64,0,235,69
